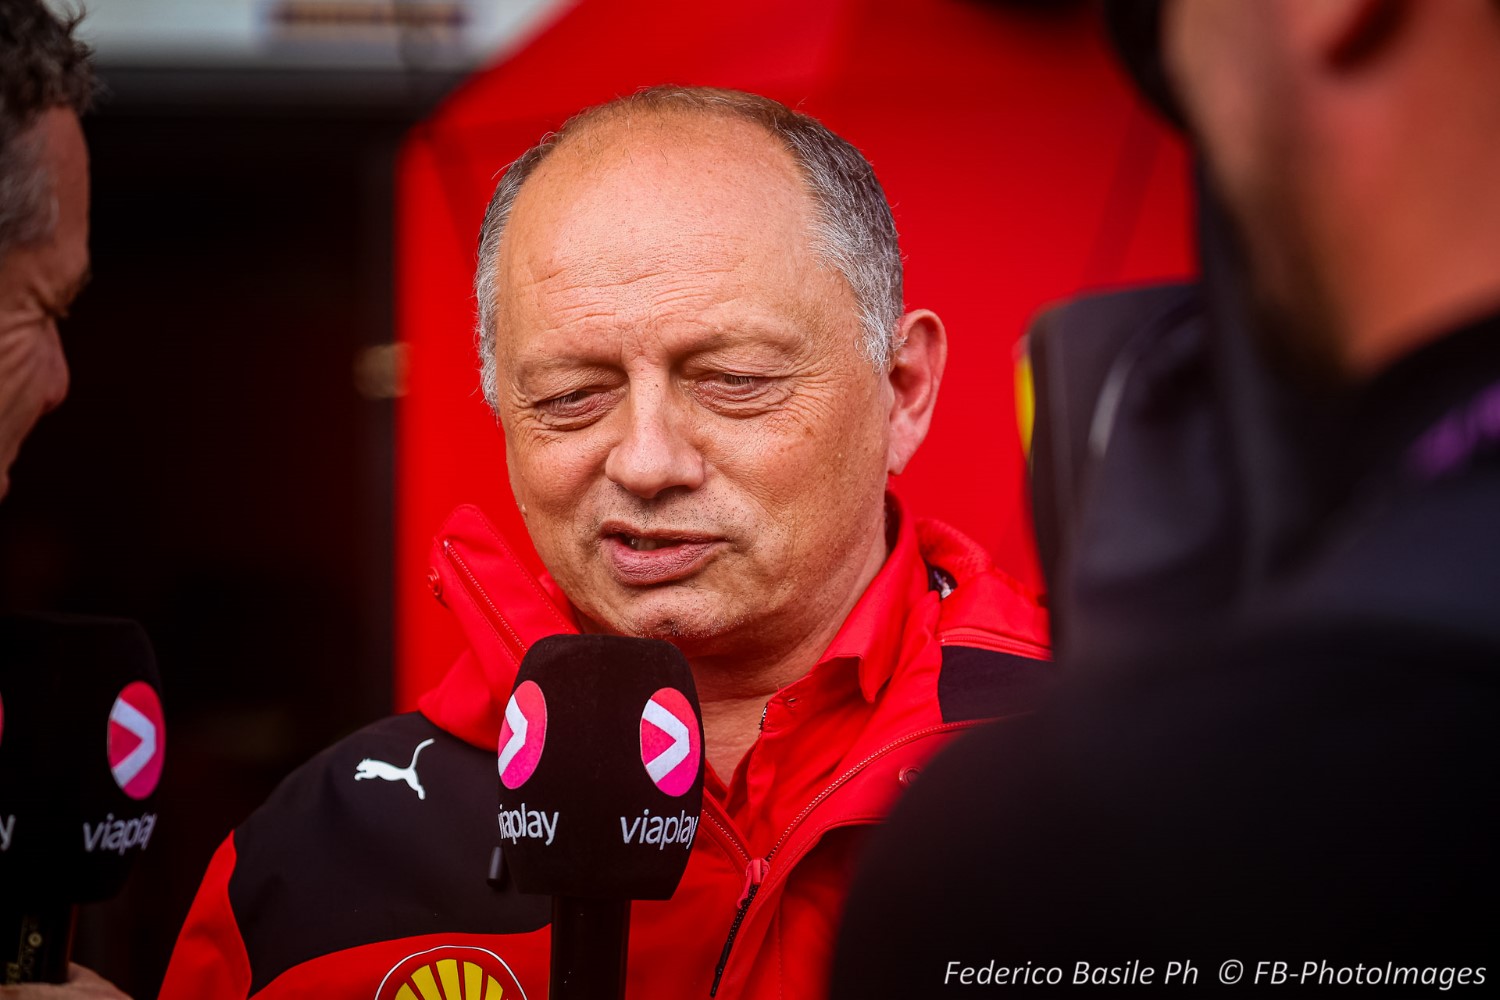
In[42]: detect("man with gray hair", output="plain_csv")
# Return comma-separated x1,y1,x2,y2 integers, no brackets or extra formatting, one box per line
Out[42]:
165,86,1048,999
2,5,133,997
0,0,91,501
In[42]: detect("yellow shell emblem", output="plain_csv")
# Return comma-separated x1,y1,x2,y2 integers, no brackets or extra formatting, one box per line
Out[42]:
376,946,528,1000
393,959,505,1000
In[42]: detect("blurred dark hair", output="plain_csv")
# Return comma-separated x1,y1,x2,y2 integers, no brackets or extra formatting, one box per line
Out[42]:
1099,0,1183,128
0,0,94,255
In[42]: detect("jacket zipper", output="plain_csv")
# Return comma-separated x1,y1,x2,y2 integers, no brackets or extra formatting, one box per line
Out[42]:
709,856,768,996
441,539,528,664
707,720,985,996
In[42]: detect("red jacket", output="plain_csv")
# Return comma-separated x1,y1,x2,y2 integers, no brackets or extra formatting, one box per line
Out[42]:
162,501,1048,999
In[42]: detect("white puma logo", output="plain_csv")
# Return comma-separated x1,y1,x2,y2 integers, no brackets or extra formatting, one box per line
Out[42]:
354,738,436,800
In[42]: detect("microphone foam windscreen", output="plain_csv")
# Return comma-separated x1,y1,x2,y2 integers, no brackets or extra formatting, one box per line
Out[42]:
497,634,704,900
0,615,164,904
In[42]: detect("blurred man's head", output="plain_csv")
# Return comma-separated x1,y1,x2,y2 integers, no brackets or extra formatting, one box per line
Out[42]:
473,87,945,676
1158,0,1500,378
0,0,92,498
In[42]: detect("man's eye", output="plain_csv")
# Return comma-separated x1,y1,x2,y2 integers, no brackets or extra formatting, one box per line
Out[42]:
540,390,592,411
530,386,618,428
694,372,783,414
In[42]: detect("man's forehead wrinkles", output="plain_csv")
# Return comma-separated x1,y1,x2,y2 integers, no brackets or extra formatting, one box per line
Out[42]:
522,264,735,296
513,268,745,329
508,221,754,302
531,237,750,283
542,305,619,332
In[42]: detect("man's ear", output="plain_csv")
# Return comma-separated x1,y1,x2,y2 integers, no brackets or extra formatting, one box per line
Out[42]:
1285,0,1406,68
886,309,947,477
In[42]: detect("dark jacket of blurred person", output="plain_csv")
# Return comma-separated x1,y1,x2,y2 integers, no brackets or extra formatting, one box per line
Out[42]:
1,3,130,998
831,0,1500,992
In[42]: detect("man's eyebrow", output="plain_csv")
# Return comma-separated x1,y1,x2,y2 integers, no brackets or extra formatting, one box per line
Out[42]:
693,324,806,354
509,355,614,386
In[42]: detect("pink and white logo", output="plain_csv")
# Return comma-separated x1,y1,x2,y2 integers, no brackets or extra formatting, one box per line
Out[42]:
498,680,547,790
108,681,164,800
639,687,701,797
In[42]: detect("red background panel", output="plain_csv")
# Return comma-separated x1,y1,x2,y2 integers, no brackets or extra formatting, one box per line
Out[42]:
394,0,1195,710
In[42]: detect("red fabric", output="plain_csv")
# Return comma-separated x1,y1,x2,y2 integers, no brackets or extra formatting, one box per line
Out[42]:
416,503,579,749
170,922,552,999
395,0,1193,711
159,836,253,1000
417,499,1046,750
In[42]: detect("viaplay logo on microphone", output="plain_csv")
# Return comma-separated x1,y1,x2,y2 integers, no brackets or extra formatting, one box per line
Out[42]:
497,680,547,790
108,681,164,800
639,687,700,797
81,682,165,858
497,680,559,848
620,687,703,852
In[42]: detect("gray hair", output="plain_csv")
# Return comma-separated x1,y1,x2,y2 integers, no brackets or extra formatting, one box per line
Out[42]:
0,0,94,258
473,85,904,415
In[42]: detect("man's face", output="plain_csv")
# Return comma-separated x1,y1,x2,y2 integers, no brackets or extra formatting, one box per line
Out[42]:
489,112,894,662
0,107,88,498
1164,0,1340,373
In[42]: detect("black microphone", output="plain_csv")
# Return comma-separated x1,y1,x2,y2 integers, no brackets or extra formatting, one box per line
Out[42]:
496,634,705,1000
0,615,165,985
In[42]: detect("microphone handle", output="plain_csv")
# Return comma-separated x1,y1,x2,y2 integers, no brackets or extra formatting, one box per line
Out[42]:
549,897,630,1000
2,905,75,984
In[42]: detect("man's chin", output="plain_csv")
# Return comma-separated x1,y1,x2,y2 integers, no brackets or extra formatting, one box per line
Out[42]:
578,592,747,650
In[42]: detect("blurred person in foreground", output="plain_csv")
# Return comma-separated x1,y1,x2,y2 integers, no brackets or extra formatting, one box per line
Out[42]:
833,0,1500,993
162,86,1048,999
1,2,129,998
0,0,88,502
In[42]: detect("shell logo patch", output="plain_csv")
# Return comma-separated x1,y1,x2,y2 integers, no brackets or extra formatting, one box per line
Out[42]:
375,946,528,1000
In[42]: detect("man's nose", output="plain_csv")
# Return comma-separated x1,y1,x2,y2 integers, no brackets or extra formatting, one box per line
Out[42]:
604,385,705,499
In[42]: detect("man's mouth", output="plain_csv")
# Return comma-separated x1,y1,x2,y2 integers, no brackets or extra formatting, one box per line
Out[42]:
599,526,725,585
620,535,670,552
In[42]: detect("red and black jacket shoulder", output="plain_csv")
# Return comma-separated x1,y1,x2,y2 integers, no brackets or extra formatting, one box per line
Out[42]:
225,712,547,994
